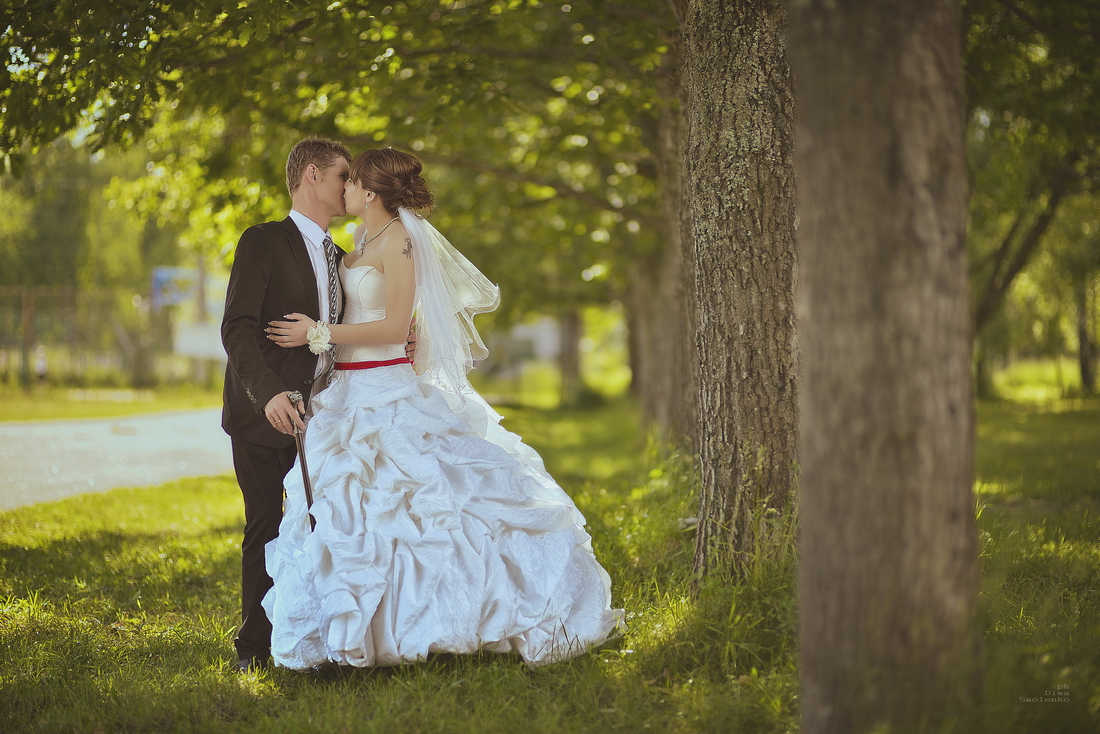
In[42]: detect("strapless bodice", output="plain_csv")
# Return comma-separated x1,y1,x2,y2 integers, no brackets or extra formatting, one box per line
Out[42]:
337,262,407,363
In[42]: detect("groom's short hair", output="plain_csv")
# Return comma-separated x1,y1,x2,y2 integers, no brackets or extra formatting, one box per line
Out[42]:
286,138,352,195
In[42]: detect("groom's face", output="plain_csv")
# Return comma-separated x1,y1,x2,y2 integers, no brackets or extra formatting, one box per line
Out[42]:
315,156,350,218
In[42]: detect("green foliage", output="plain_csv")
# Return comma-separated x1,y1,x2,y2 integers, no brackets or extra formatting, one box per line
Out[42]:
0,140,90,287
964,0,1100,350
0,137,188,289
580,304,631,398
11,0,1100,373
0,171,34,285
964,1,1100,143
2,1,674,318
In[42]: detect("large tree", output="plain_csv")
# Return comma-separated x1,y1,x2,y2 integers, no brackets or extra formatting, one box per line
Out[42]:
680,0,798,577
792,0,982,731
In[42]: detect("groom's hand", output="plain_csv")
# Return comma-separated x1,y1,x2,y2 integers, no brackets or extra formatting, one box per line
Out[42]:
264,391,307,434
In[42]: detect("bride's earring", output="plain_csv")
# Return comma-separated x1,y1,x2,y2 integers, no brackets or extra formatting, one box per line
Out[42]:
357,196,370,256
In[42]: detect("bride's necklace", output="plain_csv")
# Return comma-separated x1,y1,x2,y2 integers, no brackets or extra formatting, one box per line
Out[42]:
356,215,401,255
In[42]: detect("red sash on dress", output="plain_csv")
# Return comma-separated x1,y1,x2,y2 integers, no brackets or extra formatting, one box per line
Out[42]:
334,357,411,371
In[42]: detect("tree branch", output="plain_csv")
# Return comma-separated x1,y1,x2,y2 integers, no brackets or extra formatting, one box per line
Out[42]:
176,17,316,72
974,151,1081,331
971,207,1024,279
991,0,1093,37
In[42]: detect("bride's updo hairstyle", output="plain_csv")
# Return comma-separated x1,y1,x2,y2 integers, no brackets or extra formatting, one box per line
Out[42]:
350,148,434,214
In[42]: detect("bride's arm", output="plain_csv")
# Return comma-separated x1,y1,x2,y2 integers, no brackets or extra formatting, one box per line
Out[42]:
267,231,416,348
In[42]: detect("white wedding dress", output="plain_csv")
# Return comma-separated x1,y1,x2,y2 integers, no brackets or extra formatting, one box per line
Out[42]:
262,260,624,670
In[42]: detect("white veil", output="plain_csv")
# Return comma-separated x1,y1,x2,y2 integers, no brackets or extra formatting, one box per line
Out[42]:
400,208,500,398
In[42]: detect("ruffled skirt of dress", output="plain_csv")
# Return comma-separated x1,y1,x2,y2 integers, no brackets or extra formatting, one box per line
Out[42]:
262,364,624,670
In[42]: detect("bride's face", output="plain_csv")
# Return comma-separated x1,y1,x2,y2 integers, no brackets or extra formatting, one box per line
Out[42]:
344,179,369,217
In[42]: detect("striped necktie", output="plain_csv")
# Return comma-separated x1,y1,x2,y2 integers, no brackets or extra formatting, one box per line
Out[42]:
322,234,339,324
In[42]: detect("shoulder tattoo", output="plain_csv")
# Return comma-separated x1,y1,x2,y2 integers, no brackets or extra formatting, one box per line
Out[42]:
402,238,413,259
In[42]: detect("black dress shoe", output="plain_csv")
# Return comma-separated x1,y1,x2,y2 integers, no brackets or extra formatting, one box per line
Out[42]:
237,655,271,673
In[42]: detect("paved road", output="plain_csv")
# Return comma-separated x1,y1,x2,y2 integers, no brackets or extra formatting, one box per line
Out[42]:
0,408,233,511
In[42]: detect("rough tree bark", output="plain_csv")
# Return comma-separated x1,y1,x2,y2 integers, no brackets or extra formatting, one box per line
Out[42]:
681,0,798,577
791,1,982,731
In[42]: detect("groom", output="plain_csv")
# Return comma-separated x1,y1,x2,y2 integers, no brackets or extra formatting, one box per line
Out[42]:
221,137,351,672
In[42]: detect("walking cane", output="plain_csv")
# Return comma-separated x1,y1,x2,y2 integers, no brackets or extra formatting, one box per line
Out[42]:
286,390,316,531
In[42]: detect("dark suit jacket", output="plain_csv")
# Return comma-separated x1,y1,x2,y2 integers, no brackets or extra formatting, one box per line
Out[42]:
221,217,327,447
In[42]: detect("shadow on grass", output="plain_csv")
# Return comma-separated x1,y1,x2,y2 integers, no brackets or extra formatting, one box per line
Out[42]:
0,523,243,616
976,399,1100,505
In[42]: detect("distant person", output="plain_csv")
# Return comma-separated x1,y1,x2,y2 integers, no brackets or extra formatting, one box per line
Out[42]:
34,345,47,388
220,137,352,673
262,148,623,670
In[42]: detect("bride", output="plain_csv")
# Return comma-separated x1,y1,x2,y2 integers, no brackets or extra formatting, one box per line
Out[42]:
262,148,623,669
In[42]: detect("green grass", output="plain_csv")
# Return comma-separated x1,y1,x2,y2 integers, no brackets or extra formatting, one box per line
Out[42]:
968,398,1100,732
0,384,222,422
470,361,569,410
1,386,1098,732
992,358,1082,403
0,399,798,733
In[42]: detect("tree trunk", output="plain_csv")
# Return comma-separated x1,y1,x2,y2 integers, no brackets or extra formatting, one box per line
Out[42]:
626,255,684,424
682,0,798,577
1077,277,1096,395
20,288,34,389
973,338,996,400
626,237,692,438
791,1,982,732
558,307,583,408
628,28,698,449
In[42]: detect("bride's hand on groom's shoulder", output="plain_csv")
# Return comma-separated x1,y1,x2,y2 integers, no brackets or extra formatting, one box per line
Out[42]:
266,313,313,348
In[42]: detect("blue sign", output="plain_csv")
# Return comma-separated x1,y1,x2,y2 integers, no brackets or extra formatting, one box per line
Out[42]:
150,267,198,311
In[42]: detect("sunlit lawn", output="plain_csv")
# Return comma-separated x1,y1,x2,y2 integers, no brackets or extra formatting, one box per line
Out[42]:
1,363,1098,731
1,358,570,423
0,384,222,422
0,392,799,733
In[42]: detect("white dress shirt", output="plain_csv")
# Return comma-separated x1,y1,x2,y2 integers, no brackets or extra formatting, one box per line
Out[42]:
287,210,338,323
288,210,341,379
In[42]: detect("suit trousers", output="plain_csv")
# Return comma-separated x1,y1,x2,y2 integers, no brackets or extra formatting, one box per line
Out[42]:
231,437,296,659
